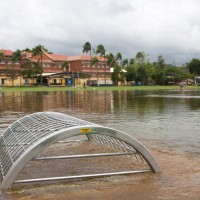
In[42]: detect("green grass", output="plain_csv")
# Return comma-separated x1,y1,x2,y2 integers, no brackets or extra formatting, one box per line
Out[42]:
1,85,200,92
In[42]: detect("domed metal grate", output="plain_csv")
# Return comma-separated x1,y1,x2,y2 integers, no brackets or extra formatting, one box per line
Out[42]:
0,112,160,189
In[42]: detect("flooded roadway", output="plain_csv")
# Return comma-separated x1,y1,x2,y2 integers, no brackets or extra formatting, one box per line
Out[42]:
0,89,200,199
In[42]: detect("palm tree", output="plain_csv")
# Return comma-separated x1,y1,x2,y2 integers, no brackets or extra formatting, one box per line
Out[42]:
32,45,48,86
96,44,106,84
136,51,145,62
90,56,99,85
115,52,122,66
129,58,135,65
82,42,91,55
82,42,92,79
122,59,129,67
12,49,26,86
106,53,116,68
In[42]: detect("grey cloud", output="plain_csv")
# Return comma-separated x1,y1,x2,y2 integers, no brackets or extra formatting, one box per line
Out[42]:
0,0,200,65
105,0,135,16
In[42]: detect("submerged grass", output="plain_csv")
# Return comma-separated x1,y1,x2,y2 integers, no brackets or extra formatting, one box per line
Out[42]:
1,85,200,92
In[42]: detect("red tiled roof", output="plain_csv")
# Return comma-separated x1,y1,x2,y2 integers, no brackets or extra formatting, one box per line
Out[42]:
0,49,13,56
31,52,68,62
68,55,106,62
50,54,68,61
30,57,53,63
67,55,89,61
0,49,106,62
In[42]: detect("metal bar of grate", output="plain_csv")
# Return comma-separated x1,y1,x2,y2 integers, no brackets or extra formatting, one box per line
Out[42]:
14,169,151,184
32,152,135,161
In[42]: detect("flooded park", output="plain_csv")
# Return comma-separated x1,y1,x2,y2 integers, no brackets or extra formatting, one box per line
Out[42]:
0,89,200,199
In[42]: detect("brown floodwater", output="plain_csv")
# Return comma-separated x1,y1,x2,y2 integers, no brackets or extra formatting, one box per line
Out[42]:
0,89,200,199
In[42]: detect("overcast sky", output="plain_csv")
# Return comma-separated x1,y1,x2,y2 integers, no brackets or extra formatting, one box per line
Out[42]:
1,0,200,65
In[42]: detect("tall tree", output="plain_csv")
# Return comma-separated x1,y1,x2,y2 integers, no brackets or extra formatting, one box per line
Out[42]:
106,53,116,68
126,65,136,82
136,65,148,85
129,58,135,65
122,59,129,67
90,56,99,85
12,49,26,86
21,58,42,85
187,58,200,75
6,65,18,87
21,58,33,81
157,54,166,69
111,65,122,86
82,42,92,55
83,42,92,79
115,52,122,65
32,45,47,86
96,44,106,58
96,44,106,84
136,51,145,63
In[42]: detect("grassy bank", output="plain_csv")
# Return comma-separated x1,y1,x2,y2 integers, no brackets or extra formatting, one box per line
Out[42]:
1,85,200,92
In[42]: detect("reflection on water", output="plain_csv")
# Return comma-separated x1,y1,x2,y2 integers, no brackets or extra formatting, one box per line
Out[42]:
1,89,200,156
0,89,200,199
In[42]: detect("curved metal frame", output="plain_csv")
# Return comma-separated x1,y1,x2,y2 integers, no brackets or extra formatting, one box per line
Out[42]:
0,112,160,189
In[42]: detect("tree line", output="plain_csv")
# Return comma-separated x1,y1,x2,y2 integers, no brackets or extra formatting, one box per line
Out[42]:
82,42,200,86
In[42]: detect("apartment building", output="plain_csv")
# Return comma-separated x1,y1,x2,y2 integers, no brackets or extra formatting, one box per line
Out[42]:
0,49,111,86
68,55,111,85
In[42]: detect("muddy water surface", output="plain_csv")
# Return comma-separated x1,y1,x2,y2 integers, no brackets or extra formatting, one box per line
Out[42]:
0,89,200,199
